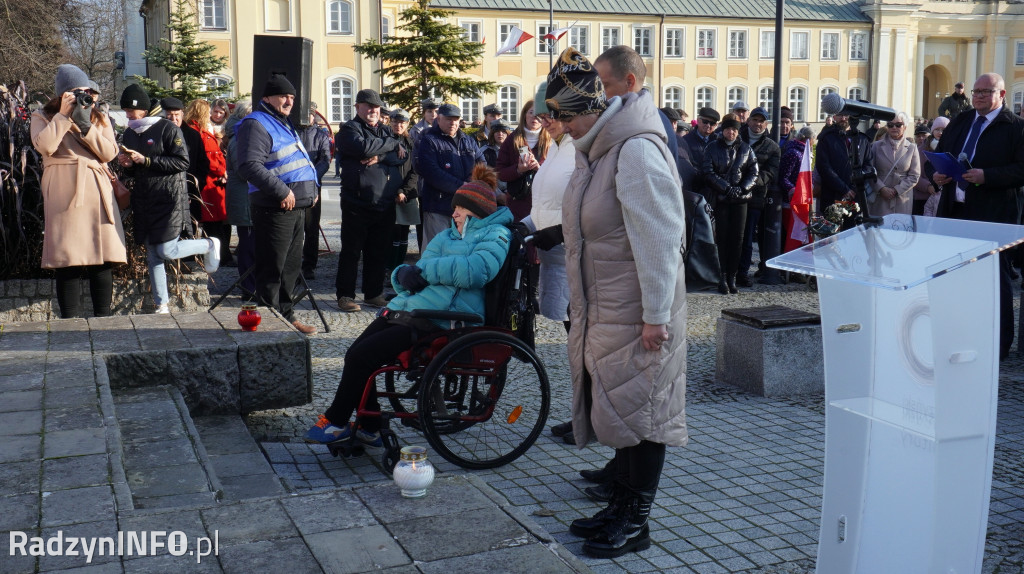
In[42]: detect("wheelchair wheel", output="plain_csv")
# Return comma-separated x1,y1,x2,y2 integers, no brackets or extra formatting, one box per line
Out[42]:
417,330,549,469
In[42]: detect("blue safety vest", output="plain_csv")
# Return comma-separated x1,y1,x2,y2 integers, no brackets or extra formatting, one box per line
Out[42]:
244,110,318,193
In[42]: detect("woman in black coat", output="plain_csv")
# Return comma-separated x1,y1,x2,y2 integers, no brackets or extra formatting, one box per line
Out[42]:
701,113,758,294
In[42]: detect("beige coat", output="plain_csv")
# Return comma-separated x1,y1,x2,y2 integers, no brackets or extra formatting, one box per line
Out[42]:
869,134,921,216
31,111,126,269
564,93,688,450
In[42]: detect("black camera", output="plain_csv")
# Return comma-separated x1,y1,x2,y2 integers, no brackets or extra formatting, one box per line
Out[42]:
850,165,877,185
72,89,94,107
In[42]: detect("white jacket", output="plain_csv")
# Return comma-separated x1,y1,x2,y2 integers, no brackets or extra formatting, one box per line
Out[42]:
530,135,576,231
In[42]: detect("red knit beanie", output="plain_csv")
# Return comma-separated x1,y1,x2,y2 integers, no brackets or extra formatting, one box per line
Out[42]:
451,164,498,219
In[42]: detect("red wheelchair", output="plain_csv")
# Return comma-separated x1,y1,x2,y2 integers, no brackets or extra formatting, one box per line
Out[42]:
327,225,550,472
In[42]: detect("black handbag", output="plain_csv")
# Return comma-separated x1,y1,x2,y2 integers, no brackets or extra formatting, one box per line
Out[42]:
507,170,534,201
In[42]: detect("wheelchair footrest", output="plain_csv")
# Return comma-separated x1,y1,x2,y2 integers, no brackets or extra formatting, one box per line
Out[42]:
326,438,365,458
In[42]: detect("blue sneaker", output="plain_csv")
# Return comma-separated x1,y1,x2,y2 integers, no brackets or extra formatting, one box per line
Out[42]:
305,415,352,444
355,427,383,448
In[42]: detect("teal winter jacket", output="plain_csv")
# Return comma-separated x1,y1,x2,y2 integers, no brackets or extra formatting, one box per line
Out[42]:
388,206,513,327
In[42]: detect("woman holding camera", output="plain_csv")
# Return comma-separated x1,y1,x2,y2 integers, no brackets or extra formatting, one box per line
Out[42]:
702,113,758,294
31,64,126,318
495,100,551,217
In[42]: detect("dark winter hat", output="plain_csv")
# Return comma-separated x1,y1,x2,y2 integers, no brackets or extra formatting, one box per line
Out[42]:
490,119,512,133
55,64,90,96
262,74,296,98
119,83,150,110
660,107,681,122
356,89,385,107
696,107,720,123
779,106,794,121
749,106,769,121
420,98,438,110
914,124,929,135
452,179,498,219
545,47,606,121
955,82,965,89
160,97,184,111
720,113,742,131
483,103,501,116
389,108,411,121
437,103,461,117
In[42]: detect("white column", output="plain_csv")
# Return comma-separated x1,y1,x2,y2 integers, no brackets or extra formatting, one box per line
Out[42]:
966,39,979,84
995,36,1009,80
915,36,926,118
893,29,908,114
876,30,891,107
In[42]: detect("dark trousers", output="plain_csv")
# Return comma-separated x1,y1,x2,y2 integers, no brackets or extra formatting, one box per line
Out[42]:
201,221,233,264
999,252,1014,358
335,203,395,300
716,202,748,277
391,225,410,269
54,264,114,318
252,206,304,322
325,317,427,432
738,203,782,277
302,195,323,273
236,225,256,296
612,440,667,498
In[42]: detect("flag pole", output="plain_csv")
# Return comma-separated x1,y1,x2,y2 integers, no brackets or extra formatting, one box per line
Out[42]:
549,0,554,68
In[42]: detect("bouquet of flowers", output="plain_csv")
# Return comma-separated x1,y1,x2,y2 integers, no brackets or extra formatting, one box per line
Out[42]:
808,201,861,239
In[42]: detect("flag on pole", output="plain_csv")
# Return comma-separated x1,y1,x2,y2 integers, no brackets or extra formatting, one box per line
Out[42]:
542,25,571,42
496,26,533,56
785,143,814,252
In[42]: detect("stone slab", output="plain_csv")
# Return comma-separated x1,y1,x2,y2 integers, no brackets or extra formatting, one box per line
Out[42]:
206,452,272,478
42,454,110,490
44,406,104,432
0,461,42,495
358,476,495,524
0,390,43,413
44,428,106,459
122,552,222,573
117,509,208,560
389,505,531,562
416,543,584,574
41,485,116,527
191,415,258,455
125,463,211,499
200,499,297,547
0,492,40,531
122,438,199,469
217,474,285,499
236,337,311,413
43,385,99,411
217,537,321,574
715,315,825,396
37,519,120,571
166,347,240,414
306,526,411,573
0,373,44,392
0,435,42,463
280,490,377,535
0,410,42,435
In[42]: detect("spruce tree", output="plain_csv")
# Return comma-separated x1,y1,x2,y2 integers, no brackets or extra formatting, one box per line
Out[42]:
133,0,234,102
354,0,496,115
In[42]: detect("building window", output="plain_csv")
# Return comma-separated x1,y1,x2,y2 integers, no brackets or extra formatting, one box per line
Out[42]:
819,87,837,121
461,98,480,123
1013,91,1023,114
1016,41,1024,65
328,77,355,124
663,86,684,110
499,23,521,54
789,87,806,122
204,75,232,98
848,86,864,101
696,86,714,111
382,16,390,39
633,26,652,57
665,28,683,58
727,87,746,110
790,31,809,60
760,30,774,59
728,30,747,59
601,27,620,53
759,87,773,115
265,0,290,32
327,0,352,34
821,32,840,61
461,22,480,43
850,32,867,61
697,29,715,58
571,25,589,55
499,85,519,123
200,0,226,30
538,24,553,54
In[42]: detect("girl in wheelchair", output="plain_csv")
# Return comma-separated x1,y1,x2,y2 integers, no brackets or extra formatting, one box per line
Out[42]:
306,164,514,446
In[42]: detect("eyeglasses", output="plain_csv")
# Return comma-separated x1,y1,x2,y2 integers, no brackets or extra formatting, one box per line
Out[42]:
971,89,998,96
699,118,718,125
887,123,904,128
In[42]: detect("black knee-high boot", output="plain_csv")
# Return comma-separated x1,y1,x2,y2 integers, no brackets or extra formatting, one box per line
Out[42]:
581,441,664,557
717,272,729,294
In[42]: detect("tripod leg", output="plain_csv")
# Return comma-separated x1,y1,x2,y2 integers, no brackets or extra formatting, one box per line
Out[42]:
209,266,256,311
293,272,331,334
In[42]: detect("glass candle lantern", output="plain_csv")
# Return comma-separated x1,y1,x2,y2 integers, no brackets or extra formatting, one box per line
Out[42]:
392,446,435,498
237,303,261,331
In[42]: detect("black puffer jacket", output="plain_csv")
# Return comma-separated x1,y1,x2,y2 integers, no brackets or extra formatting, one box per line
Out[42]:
337,115,400,210
741,132,781,209
123,118,191,244
701,137,759,204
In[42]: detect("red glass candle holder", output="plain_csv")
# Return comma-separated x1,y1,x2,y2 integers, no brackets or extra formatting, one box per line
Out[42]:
237,303,261,331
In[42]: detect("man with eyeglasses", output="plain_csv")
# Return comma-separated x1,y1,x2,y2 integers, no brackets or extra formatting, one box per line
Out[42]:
680,107,720,205
933,72,1024,360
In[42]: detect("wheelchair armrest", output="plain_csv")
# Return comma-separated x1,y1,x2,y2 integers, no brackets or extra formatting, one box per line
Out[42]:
409,309,484,324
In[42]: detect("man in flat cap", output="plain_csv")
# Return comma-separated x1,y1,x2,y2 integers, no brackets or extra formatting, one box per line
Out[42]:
334,88,404,312
414,102,478,246
236,73,319,334
680,106,720,204
737,106,781,287
481,103,502,139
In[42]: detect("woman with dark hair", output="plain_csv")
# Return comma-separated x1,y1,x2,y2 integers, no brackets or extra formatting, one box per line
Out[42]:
702,113,759,294
31,64,126,318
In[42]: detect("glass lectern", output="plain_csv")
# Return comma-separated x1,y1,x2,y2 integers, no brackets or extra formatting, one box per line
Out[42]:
768,214,1024,574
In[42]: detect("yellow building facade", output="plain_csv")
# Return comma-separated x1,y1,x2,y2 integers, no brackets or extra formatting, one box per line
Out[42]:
138,0,1024,127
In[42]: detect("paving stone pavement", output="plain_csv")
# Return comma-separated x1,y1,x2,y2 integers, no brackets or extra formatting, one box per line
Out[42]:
224,207,1024,574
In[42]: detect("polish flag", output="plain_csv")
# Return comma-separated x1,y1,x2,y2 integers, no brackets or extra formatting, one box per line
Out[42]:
496,26,533,55
785,143,814,252
542,26,571,42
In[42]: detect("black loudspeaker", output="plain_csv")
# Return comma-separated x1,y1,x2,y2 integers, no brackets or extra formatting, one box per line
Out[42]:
252,35,313,126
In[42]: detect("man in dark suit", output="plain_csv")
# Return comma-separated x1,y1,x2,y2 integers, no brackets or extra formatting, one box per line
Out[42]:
680,106,719,204
934,72,1024,359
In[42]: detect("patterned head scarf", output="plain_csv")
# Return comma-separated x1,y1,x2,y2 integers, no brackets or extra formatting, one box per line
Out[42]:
544,47,606,122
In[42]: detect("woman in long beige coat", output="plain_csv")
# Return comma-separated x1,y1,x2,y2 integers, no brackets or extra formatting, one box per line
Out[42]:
869,111,921,216
31,64,126,318
545,47,687,559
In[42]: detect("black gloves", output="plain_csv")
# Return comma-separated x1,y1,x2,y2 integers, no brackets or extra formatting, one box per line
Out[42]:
396,265,429,293
511,221,531,240
532,224,564,251
71,103,92,135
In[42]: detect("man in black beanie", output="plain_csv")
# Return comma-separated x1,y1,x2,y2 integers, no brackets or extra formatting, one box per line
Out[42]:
235,73,319,335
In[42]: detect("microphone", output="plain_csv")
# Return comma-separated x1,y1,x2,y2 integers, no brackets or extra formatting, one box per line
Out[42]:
820,93,897,122
957,152,972,171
